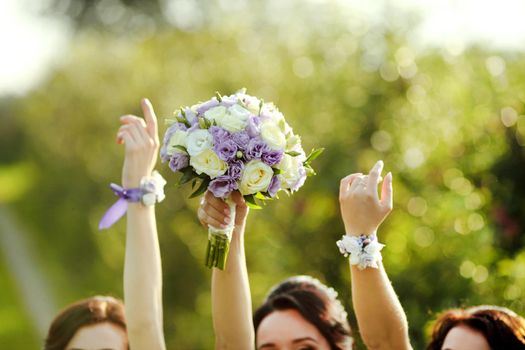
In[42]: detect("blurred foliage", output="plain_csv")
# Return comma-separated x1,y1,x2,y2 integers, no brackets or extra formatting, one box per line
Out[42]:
2,0,525,349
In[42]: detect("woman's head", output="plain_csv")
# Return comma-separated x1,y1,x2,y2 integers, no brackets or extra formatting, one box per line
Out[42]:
253,275,353,350
45,296,128,350
426,305,525,350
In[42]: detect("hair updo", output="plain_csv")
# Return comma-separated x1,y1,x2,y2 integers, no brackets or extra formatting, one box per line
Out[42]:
254,275,354,350
45,296,127,350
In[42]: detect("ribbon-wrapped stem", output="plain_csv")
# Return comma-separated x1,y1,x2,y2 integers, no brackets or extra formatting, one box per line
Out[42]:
205,199,236,270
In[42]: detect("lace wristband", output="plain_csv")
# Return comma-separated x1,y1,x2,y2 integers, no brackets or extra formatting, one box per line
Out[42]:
336,234,385,270
98,171,166,230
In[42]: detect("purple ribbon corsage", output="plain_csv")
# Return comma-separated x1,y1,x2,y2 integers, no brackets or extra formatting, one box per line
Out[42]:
98,171,166,230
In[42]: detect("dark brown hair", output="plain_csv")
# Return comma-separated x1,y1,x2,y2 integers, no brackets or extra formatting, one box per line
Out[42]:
253,275,354,350
426,305,525,350
45,296,127,350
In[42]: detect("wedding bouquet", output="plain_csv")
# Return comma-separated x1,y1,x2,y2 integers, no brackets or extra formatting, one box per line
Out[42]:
161,89,322,269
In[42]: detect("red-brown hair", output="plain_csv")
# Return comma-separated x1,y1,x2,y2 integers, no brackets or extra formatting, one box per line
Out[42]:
426,305,525,350
44,296,127,350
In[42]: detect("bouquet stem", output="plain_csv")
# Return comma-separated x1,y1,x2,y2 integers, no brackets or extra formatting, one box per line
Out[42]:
205,200,236,270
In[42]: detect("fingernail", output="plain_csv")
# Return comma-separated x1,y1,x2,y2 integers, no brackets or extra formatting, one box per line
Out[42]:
225,217,231,224
224,208,230,215
220,223,228,229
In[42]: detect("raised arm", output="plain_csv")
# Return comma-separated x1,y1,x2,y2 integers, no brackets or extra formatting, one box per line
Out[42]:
117,99,166,350
198,191,255,349
339,161,411,350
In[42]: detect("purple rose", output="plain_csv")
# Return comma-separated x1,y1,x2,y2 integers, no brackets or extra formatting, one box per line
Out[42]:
208,175,239,198
168,153,189,172
160,123,187,162
262,150,284,167
196,99,220,115
227,160,244,180
214,139,238,162
231,131,250,151
246,116,261,138
267,176,281,197
246,138,270,161
209,126,231,144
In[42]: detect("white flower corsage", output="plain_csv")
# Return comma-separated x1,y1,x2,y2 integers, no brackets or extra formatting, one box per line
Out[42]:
336,234,385,270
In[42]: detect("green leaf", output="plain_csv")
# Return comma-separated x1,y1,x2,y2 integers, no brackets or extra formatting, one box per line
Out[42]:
255,192,273,200
244,194,262,209
304,164,317,176
189,178,211,198
285,151,302,157
258,99,264,115
191,179,197,189
273,168,282,175
178,167,198,185
305,148,325,164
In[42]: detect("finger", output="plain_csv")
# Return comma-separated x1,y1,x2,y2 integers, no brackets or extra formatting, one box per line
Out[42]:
367,160,384,198
142,98,159,140
348,175,366,193
118,125,139,143
127,122,148,144
204,191,231,215
198,208,227,229
202,200,231,225
120,114,147,128
230,191,246,207
339,173,363,195
380,172,393,209
118,130,135,147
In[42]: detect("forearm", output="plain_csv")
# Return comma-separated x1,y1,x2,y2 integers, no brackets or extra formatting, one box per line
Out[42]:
124,203,166,350
212,223,254,349
350,261,411,350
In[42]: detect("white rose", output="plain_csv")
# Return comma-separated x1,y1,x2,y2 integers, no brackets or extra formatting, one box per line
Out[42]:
190,148,228,179
186,129,213,156
285,133,302,152
166,130,188,156
242,95,261,115
277,154,305,189
204,106,227,123
216,104,250,132
260,121,287,150
239,160,274,195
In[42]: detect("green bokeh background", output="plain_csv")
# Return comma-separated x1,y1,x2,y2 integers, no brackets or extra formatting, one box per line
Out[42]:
1,1,525,348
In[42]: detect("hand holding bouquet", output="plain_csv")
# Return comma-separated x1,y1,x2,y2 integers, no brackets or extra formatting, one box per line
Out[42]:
161,89,322,269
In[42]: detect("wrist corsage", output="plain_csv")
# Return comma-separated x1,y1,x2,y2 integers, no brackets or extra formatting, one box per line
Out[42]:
98,171,166,230
336,233,385,270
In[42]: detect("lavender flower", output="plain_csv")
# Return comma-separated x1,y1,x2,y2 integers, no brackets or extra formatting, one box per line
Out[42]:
183,107,198,126
196,99,220,115
227,160,244,180
267,176,281,197
231,131,250,151
209,126,231,144
246,138,270,161
214,139,238,162
262,150,284,167
246,116,261,137
290,165,307,192
161,123,187,162
169,153,189,172
208,175,239,198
